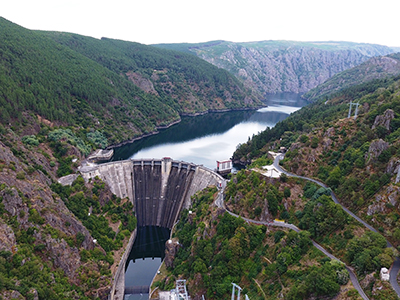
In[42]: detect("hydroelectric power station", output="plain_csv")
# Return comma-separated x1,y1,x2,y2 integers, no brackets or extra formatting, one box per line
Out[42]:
79,157,225,300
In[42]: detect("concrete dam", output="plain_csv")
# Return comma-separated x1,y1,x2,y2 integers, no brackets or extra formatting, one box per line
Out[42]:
80,157,224,228
80,158,225,300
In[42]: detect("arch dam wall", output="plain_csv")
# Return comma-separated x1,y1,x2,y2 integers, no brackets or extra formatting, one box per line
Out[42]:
80,158,224,228
80,158,224,300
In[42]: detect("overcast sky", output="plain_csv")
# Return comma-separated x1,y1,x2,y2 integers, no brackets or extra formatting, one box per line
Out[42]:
2,0,400,47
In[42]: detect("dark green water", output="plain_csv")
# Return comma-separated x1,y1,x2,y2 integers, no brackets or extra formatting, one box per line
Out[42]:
113,93,307,169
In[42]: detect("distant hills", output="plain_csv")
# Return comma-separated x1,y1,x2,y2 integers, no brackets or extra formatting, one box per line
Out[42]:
303,52,400,101
154,40,396,96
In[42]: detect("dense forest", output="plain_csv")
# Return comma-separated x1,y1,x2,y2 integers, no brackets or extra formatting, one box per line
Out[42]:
0,17,260,146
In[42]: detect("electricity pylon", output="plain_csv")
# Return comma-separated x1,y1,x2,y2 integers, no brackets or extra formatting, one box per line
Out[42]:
231,283,250,300
175,280,188,300
348,101,360,119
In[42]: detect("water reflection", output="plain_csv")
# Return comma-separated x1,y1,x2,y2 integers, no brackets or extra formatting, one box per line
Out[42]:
124,226,170,300
113,93,307,169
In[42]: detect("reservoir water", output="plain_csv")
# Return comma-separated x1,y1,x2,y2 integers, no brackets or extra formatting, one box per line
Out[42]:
113,93,307,169
121,93,307,299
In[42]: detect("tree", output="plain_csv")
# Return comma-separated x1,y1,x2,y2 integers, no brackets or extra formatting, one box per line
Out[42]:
267,190,278,216
284,187,291,198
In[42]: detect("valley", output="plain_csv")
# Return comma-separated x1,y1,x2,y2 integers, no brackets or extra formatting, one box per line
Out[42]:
1,15,400,300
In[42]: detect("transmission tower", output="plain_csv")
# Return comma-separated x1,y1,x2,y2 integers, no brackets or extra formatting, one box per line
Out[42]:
347,101,360,119
175,280,189,300
231,283,242,300
231,283,250,300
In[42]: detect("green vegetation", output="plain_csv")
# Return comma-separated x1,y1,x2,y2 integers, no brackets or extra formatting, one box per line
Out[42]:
0,17,260,148
51,176,137,254
225,170,287,219
157,187,349,299
231,70,400,299
48,128,92,156
155,40,394,96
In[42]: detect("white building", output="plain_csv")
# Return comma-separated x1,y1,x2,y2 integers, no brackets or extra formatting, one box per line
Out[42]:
380,267,390,281
216,159,232,175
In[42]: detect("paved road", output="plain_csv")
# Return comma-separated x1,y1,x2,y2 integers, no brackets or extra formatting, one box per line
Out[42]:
215,154,400,299
224,210,369,300
273,153,400,298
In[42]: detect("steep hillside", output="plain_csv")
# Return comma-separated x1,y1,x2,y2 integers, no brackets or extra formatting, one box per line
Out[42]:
304,52,400,101
0,17,261,300
0,17,261,146
229,75,400,299
155,40,394,95
41,32,259,116
233,76,400,244
0,126,137,299
151,187,373,300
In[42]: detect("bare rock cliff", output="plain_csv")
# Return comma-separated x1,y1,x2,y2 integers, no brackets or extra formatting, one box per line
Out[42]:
190,41,394,95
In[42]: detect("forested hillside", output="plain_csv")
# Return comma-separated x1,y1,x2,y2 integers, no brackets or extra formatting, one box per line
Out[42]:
0,17,260,146
155,40,395,95
152,187,378,300
41,32,259,116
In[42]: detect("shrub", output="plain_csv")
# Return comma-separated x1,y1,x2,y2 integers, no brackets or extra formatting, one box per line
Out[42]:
16,171,25,180
22,135,39,146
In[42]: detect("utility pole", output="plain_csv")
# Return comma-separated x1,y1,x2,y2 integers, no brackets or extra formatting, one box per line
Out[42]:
348,101,352,118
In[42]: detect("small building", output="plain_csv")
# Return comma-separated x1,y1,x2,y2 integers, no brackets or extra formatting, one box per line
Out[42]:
380,267,390,281
87,149,114,163
216,159,232,175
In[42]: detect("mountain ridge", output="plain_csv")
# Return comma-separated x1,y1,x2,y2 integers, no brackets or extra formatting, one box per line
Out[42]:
154,40,395,96
303,52,400,101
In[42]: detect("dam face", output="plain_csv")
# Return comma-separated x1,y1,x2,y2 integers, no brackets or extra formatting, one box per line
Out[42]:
80,158,224,300
80,157,223,228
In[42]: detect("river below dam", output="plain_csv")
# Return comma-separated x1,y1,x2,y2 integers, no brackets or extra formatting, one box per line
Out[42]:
119,93,307,299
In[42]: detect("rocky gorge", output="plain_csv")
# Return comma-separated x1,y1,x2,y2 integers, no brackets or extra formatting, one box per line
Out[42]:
155,40,395,95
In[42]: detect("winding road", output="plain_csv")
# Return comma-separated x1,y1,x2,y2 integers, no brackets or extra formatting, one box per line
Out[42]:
272,153,400,298
215,153,400,299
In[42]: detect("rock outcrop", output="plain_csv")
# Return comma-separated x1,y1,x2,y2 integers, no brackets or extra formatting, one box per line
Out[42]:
0,220,16,252
365,139,389,163
164,238,180,268
304,53,400,101
372,109,395,130
126,71,159,95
